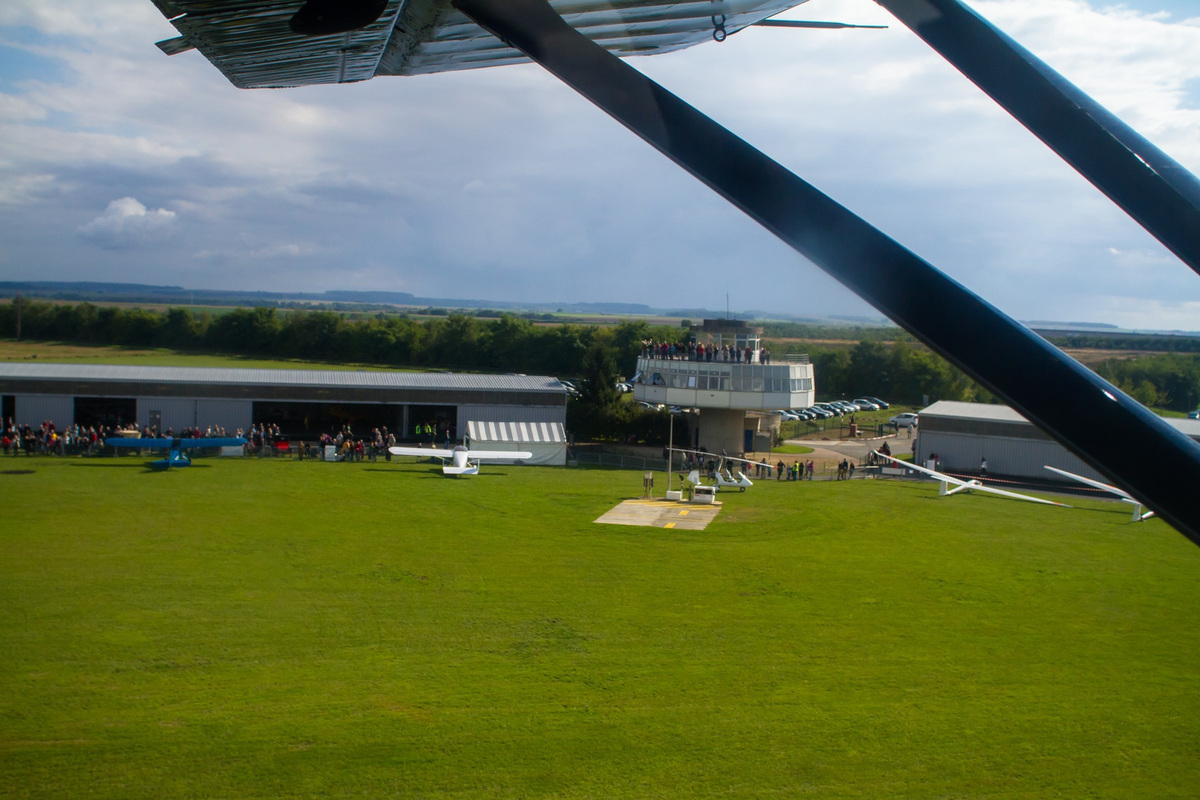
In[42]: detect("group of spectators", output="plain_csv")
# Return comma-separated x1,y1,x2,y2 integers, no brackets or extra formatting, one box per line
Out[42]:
3,416,465,462
314,425,397,462
1,418,243,457
3,419,102,456
641,340,771,365
774,459,817,481
308,421,453,462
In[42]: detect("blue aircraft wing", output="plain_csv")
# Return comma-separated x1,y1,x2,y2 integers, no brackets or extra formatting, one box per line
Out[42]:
105,437,246,449
178,437,247,449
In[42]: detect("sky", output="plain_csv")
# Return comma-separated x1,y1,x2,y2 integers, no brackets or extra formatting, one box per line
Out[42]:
0,0,1198,329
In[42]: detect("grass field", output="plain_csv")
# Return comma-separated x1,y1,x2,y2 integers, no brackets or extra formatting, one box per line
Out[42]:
0,341,393,371
2,455,1198,798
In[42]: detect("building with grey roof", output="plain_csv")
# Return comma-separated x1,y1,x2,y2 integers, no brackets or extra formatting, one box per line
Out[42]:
0,364,567,445
915,400,1200,483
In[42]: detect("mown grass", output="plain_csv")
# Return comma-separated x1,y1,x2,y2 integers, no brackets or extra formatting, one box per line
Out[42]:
0,341,392,370
1,456,1198,798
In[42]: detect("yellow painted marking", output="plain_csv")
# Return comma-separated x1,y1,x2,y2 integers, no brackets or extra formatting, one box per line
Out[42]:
664,522,676,528
678,509,689,516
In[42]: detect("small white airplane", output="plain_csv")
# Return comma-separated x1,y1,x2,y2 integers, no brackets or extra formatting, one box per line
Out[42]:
388,444,532,477
873,452,1070,508
1044,465,1155,522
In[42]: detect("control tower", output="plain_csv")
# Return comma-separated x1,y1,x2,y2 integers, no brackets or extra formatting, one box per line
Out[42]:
632,319,815,455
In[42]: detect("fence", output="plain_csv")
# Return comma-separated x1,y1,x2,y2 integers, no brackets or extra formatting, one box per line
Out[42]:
570,450,670,472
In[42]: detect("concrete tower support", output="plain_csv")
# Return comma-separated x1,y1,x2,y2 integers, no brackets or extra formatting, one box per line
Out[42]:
693,408,751,455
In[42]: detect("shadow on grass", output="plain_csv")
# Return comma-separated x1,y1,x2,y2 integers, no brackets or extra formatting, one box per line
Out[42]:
70,461,214,471
362,467,515,479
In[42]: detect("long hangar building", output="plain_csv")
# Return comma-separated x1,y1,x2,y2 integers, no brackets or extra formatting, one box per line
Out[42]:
915,400,1200,482
0,364,570,463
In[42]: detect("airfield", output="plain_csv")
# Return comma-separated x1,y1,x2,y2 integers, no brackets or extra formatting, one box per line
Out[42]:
2,453,1198,798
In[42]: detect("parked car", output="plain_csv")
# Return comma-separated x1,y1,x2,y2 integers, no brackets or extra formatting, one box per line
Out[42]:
852,398,881,411
863,396,890,409
791,408,816,420
774,409,800,420
887,412,919,429
804,406,832,419
815,403,844,417
1189,409,1200,419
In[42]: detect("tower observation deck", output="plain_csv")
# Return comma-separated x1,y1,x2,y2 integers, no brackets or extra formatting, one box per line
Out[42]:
632,319,815,455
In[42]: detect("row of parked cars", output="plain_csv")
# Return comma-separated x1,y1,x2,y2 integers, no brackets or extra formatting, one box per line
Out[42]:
775,397,891,422
776,398,920,430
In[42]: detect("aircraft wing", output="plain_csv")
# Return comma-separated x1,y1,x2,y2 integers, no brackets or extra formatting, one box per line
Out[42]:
466,450,533,461
179,437,247,448
1044,465,1135,501
106,436,245,448
669,447,763,468
389,446,455,458
107,437,175,449
873,452,1070,508
150,0,810,88
872,452,968,486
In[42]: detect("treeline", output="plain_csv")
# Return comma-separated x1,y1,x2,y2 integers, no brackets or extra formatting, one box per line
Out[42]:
1043,333,1200,354
3,301,1196,416
802,340,988,407
758,321,911,342
803,340,1200,413
0,301,671,376
1093,355,1200,412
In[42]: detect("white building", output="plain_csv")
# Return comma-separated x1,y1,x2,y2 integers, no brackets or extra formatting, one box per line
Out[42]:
632,319,815,454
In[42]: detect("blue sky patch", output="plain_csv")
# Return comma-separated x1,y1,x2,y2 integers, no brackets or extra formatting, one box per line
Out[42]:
0,32,66,92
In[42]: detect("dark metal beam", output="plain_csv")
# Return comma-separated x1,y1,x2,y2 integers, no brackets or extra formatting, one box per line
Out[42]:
876,0,1200,277
452,0,1200,542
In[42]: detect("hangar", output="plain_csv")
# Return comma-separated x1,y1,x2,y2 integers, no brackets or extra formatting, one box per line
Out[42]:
915,400,1200,483
0,364,568,452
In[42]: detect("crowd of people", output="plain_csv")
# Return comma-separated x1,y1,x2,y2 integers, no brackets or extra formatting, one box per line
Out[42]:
0,417,447,462
641,339,771,365
1,418,250,457
8,415,872,481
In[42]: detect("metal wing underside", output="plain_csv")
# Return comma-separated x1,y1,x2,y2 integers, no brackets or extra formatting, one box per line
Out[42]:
151,0,810,88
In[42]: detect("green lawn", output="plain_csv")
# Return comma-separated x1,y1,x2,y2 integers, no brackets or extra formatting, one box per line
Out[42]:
0,341,396,370
1,456,1198,798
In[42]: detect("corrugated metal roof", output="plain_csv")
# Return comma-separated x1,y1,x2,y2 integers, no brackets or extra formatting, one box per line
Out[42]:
920,399,1200,440
920,400,1029,423
0,363,565,393
151,0,810,88
1173,417,1200,438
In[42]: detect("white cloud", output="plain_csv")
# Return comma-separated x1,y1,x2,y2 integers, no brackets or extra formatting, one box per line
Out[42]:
78,196,176,248
0,93,46,122
0,0,1196,323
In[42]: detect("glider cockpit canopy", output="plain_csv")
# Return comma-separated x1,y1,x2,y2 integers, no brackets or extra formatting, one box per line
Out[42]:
151,0,810,88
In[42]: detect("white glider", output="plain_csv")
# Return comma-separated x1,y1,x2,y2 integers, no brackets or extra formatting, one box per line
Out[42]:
874,452,1070,508
1044,465,1154,521
389,444,532,476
